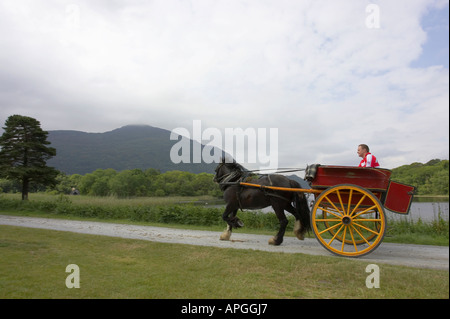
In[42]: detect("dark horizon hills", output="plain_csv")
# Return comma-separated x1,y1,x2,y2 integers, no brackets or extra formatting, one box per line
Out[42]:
46,124,222,175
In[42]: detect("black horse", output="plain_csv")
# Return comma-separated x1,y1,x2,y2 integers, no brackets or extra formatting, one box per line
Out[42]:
213,159,311,245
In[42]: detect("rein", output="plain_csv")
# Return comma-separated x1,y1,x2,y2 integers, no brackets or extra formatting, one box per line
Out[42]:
215,163,306,191
252,168,306,175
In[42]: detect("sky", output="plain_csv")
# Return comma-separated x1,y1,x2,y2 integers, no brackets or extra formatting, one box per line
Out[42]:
0,0,448,170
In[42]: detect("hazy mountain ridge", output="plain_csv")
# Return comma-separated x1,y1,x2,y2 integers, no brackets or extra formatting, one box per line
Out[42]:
47,125,217,175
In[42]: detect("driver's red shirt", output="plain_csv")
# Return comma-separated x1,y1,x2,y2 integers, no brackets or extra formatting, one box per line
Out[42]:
359,153,380,168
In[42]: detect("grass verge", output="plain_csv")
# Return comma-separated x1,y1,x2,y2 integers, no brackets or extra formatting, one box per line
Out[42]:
0,225,448,299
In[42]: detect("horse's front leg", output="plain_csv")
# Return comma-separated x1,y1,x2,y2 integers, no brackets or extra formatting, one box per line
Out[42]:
220,206,239,241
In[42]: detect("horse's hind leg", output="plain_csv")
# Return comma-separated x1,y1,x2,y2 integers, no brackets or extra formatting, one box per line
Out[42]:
285,203,304,240
268,204,288,246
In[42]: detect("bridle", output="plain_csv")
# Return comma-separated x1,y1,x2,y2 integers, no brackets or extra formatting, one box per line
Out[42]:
214,163,245,189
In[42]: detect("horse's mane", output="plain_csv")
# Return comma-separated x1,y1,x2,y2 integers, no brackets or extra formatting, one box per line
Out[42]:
216,160,256,190
231,162,250,174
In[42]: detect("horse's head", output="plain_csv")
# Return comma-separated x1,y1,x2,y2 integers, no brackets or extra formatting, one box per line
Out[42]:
213,158,233,183
213,158,246,186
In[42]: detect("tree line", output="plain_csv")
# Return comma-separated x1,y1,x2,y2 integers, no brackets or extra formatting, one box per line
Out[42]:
52,159,450,197
1,160,447,197
391,159,449,195
0,168,221,198
60,168,221,197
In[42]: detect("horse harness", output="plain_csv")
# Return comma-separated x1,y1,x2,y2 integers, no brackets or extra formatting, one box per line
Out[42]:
217,167,291,211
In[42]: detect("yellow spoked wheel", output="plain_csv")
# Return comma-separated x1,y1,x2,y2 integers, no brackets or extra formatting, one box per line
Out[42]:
311,184,386,257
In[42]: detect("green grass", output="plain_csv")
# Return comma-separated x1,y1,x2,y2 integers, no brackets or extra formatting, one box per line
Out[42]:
0,193,448,246
0,192,217,209
0,225,448,299
384,213,449,246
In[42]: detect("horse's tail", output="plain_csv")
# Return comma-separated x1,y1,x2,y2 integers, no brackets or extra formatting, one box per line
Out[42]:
289,180,311,234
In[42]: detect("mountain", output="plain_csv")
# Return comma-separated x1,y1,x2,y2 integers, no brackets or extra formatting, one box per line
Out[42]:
47,125,222,175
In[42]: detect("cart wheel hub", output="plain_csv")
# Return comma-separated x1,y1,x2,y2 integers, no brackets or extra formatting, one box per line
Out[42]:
342,216,352,225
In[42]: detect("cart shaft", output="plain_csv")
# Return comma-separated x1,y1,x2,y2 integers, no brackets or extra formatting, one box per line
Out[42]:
239,182,323,194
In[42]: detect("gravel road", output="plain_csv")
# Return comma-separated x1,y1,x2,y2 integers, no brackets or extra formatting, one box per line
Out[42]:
1,214,448,270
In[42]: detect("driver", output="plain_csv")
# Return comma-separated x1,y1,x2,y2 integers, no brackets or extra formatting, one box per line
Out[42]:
357,144,380,168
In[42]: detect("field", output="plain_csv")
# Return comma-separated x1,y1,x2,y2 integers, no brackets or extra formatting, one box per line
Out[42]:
0,193,449,299
0,225,448,299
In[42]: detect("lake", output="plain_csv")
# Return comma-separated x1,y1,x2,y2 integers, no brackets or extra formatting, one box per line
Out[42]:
386,200,449,222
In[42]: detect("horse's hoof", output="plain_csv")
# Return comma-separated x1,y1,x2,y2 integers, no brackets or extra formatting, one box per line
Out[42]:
294,220,305,240
294,230,305,240
268,237,282,246
220,230,231,241
295,233,305,240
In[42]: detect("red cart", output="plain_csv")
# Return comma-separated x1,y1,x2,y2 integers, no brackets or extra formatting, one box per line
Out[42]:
241,164,416,257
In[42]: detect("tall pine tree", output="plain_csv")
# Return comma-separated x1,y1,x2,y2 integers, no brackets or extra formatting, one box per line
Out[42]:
0,115,58,200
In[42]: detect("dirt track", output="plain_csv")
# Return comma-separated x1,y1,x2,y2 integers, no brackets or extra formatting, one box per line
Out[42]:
1,215,448,270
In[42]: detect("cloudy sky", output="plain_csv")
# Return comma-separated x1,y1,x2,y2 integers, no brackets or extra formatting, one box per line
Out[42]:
0,0,448,170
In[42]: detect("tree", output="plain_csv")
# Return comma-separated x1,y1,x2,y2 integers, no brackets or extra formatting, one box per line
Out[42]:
391,159,449,195
79,168,117,196
0,115,58,200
